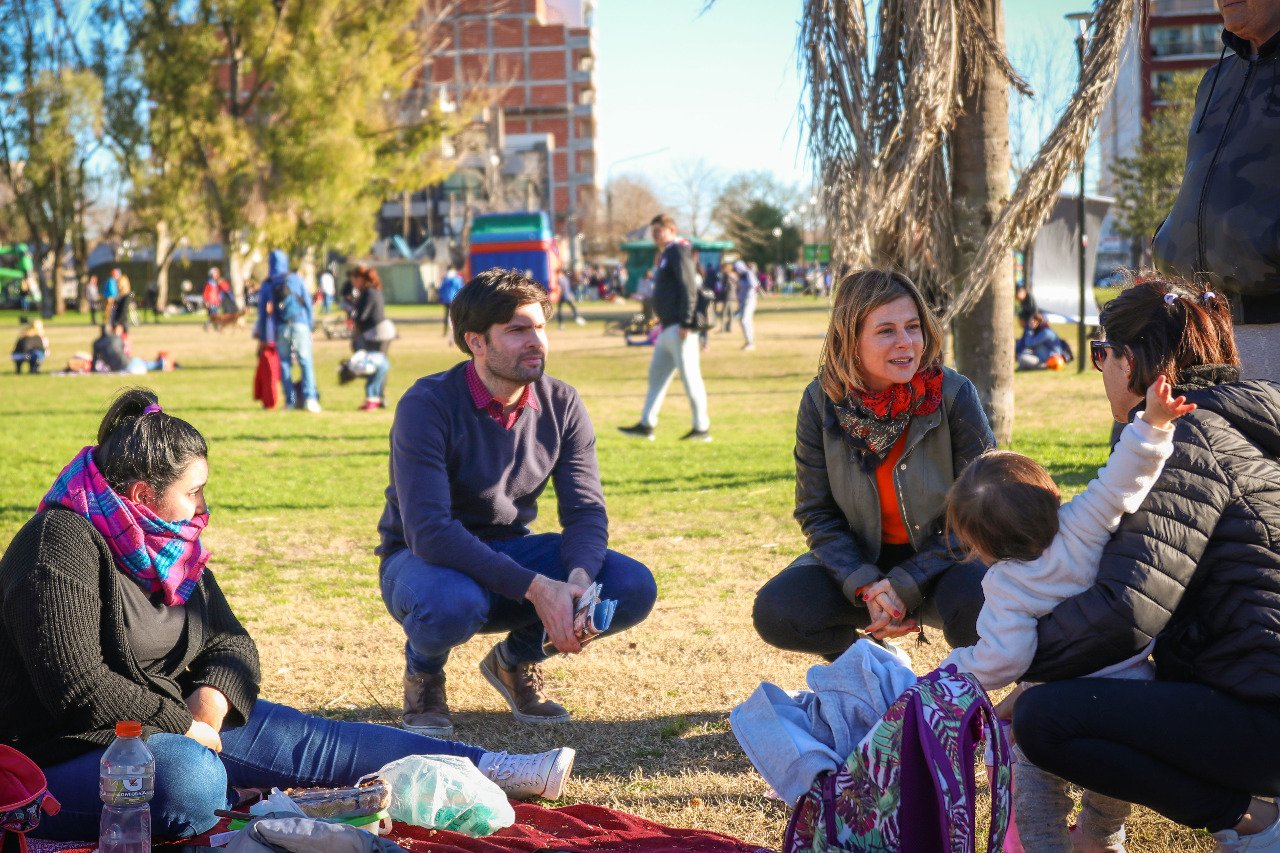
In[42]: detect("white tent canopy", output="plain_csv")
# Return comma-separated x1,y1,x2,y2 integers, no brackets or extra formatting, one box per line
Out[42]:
1027,193,1113,326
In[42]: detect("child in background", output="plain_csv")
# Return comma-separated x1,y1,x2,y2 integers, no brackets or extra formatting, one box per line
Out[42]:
941,374,1195,853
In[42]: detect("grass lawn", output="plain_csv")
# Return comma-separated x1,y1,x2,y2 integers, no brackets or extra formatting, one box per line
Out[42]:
0,297,1211,851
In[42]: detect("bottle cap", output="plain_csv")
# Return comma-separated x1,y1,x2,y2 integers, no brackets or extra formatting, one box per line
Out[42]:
115,720,142,738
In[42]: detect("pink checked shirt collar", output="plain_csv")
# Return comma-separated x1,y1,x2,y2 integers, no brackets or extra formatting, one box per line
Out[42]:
464,361,539,429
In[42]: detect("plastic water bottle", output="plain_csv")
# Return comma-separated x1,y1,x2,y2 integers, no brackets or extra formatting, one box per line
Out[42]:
99,720,154,853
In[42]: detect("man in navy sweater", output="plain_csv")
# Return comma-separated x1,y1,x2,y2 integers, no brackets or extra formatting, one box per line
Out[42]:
378,269,657,736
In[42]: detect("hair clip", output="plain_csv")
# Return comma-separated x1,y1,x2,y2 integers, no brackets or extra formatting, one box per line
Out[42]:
1163,292,1178,305
1202,291,1217,302
143,403,163,415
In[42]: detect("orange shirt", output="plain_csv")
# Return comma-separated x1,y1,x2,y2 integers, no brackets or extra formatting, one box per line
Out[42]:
876,432,910,546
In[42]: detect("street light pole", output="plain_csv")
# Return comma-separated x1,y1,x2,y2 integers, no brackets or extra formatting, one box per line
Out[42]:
1067,11,1090,373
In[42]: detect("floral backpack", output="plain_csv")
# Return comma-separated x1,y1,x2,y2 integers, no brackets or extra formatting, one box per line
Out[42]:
782,666,1010,853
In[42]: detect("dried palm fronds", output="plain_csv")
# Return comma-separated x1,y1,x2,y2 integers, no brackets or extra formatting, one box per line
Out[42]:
943,0,1135,321
801,0,1133,318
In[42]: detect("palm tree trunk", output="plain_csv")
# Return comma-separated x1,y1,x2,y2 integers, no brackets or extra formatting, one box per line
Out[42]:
951,0,1015,446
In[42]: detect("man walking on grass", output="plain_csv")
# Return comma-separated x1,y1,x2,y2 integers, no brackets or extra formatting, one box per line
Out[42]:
619,213,712,441
378,268,657,736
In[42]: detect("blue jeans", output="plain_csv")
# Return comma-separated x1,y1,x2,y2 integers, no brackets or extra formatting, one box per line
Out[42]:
277,322,317,407
381,532,657,673
35,699,485,841
11,349,43,372
364,351,389,400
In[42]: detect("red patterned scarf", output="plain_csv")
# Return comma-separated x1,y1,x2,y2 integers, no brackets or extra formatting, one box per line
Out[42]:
833,368,944,470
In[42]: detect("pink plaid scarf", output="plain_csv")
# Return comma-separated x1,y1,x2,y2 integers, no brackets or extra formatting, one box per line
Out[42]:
39,446,210,606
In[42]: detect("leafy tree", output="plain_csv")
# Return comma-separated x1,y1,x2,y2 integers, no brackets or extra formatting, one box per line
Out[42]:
725,200,801,269
1112,71,1201,250
0,0,106,314
130,0,468,290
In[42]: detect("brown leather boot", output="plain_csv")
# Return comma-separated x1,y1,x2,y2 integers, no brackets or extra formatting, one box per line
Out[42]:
479,644,571,724
402,669,453,737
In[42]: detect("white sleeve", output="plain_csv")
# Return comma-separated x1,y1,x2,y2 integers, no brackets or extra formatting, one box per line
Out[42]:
1056,412,1174,555
940,563,1039,691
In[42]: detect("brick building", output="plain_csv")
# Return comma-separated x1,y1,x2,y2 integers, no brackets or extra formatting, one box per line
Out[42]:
381,0,597,242
1096,0,1222,270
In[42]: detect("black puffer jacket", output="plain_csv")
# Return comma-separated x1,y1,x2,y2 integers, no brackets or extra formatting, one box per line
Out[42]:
1152,29,1280,322
1026,367,1280,703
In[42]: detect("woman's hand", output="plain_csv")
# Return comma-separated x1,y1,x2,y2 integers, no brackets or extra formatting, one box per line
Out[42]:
185,719,223,752
862,579,917,640
993,682,1029,723
1144,374,1196,430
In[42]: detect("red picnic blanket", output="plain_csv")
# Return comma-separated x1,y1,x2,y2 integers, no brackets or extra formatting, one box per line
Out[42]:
28,803,773,853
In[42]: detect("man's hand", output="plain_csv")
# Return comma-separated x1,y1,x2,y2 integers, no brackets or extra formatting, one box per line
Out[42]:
185,686,229,732
525,574,589,654
185,719,223,752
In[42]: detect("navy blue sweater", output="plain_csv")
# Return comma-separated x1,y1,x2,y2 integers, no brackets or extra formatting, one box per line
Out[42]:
377,362,608,600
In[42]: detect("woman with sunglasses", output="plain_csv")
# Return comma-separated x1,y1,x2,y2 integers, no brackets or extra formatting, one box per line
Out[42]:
1009,276,1280,850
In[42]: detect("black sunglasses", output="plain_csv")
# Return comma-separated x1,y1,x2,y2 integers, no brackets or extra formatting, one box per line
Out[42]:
1090,340,1123,372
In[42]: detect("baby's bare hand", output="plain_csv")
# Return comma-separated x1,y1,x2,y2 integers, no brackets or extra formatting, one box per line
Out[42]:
1144,374,1196,429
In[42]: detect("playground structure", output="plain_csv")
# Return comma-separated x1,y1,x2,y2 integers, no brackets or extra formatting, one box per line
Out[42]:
467,212,562,302
0,243,36,308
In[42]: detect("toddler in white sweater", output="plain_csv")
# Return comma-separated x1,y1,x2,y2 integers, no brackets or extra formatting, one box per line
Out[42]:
940,374,1193,689
939,374,1194,853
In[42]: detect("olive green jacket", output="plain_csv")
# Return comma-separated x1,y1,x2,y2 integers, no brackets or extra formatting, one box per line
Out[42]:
793,366,995,611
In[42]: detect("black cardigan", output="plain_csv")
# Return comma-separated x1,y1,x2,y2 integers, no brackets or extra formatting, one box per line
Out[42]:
0,508,260,764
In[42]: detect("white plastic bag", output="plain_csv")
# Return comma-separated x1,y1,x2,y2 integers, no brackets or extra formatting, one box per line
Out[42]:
376,755,514,837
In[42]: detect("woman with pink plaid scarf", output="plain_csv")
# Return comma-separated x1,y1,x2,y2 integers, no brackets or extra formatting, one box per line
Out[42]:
0,389,575,843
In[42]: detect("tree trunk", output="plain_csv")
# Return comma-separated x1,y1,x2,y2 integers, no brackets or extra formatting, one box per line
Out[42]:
951,0,1015,447
155,220,173,312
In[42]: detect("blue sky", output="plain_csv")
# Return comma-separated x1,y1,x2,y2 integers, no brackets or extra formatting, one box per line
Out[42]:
594,0,1101,192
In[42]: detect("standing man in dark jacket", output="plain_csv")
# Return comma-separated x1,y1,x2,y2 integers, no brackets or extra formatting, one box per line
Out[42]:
1151,0,1280,380
618,213,712,441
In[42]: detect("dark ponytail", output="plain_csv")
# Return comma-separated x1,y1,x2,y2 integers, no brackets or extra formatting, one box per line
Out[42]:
1098,275,1239,395
96,388,208,496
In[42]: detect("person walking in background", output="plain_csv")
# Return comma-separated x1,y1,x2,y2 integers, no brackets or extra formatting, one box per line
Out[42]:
719,262,738,333
318,265,336,314
202,268,225,321
110,268,134,331
11,319,49,374
100,269,118,330
351,267,392,411
735,260,761,351
618,213,712,442
1151,0,1280,380
255,249,320,413
556,268,585,328
86,275,101,326
439,265,464,338
379,269,656,737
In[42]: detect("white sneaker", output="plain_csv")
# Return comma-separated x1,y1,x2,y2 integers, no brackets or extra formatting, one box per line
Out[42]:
1214,808,1280,852
478,747,575,801
304,399,322,413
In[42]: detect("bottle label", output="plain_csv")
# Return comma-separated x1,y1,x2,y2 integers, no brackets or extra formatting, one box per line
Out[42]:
101,774,152,806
